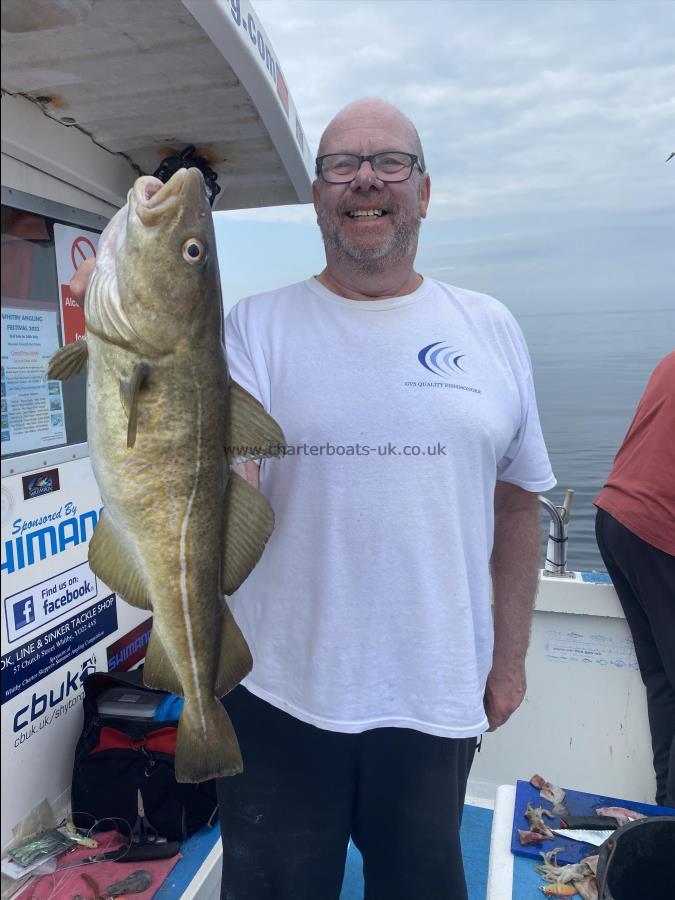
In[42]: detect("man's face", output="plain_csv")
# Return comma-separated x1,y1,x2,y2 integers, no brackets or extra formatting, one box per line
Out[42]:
312,107,431,273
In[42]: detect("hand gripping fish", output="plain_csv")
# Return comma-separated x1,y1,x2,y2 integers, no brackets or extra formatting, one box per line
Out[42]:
48,168,285,782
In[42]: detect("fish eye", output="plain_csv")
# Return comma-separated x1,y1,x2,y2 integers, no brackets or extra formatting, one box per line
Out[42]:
182,238,205,263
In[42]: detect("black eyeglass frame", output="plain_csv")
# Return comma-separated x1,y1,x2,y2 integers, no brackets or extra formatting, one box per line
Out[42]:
315,151,424,183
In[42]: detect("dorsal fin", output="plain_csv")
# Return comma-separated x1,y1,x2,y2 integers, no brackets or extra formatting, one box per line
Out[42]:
222,471,275,596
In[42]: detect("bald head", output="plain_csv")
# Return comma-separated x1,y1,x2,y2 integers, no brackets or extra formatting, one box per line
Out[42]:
317,98,426,172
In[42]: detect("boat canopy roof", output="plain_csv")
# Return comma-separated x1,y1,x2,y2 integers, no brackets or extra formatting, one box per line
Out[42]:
1,0,313,211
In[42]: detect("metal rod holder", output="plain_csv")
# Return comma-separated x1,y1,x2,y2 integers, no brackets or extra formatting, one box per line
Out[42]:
539,490,575,577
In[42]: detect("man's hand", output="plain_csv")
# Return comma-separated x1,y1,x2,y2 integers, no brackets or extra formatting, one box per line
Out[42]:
487,481,540,732
70,257,96,302
483,663,527,732
233,459,260,489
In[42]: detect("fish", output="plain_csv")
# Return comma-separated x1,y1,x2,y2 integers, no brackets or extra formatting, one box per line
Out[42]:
541,885,577,897
526,802,557,839
595,806,646,826
48,167,285,782
530,773,568,815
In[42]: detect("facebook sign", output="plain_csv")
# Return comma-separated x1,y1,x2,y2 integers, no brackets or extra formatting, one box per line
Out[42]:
13,597,35,630
4,562,98,644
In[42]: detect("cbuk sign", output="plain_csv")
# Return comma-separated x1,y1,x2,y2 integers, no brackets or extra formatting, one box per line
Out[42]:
12,654,97,737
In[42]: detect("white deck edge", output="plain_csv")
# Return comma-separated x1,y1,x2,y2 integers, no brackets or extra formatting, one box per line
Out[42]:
486,784,516,900
182,840,222,900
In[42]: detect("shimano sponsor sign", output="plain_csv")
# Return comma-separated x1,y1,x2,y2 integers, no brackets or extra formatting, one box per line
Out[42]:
106,616,152,672
22,468,60,501
3,561,98,643
1,500,100,576
1,595,117,705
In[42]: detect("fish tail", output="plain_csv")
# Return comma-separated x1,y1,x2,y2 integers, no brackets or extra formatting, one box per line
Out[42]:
175,698,243,783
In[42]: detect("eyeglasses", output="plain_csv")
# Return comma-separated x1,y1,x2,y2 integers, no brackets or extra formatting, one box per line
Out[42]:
315,151,424,183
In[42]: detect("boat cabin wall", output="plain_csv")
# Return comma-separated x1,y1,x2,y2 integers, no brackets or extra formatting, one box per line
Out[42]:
1,144,144,852
469,576,654,805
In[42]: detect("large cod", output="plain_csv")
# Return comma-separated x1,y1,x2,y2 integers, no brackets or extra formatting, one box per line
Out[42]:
48,168,284,782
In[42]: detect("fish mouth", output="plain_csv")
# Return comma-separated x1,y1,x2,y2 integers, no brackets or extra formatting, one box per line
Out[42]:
133,168,204,225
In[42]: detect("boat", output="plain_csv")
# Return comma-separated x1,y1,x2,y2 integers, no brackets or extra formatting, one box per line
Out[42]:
0,1,659,897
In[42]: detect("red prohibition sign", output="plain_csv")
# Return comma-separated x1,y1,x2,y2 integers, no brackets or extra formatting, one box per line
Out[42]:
71,235,97,270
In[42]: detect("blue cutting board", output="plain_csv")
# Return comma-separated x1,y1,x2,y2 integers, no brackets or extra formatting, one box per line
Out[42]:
511,779,672,865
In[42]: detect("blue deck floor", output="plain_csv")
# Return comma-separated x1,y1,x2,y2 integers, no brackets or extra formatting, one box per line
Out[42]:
339,805,494,900
157,804,494,898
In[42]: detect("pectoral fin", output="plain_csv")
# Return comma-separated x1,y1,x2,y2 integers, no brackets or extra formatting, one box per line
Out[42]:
119,363,150,448
222,471,275,595
215,603,253,697
226,381,286,461
88,512,152,610
47,339,88,380
143,631,184,696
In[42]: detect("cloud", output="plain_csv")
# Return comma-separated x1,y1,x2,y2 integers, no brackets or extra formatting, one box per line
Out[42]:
255,0,674,217
218,1,675,310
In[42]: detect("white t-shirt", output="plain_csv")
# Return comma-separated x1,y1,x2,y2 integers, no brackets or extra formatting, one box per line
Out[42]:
225,276,556,738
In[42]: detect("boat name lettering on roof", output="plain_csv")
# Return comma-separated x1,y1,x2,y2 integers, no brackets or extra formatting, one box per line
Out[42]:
230,1,276,82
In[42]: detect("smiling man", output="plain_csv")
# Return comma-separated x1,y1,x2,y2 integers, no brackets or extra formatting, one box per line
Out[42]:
313,100,430,294
216,98,556,900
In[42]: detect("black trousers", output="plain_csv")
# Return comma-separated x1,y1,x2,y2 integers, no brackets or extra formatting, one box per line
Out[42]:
595,508,675,807
217,686,477,900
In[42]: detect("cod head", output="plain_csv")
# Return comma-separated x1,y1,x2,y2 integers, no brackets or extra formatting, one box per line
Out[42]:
87,167,223,356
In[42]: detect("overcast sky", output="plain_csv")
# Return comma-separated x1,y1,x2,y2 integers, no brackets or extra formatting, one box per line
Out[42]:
214,0,674,316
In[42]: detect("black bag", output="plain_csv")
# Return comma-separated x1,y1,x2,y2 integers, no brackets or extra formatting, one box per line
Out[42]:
71,670,218,842
596,816,675,899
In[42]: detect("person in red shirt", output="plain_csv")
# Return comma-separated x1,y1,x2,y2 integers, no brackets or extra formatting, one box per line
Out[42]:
595,351,675,807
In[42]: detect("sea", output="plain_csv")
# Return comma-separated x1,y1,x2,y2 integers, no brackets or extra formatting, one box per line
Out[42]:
519,307,675,573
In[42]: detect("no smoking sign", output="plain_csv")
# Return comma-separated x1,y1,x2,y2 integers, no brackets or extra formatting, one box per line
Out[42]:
53,224,101,347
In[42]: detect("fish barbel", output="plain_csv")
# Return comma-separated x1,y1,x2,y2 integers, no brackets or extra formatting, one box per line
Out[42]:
48,168,285,782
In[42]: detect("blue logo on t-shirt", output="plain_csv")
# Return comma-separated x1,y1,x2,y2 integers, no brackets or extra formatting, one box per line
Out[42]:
418,342,467,379
13,596,35,630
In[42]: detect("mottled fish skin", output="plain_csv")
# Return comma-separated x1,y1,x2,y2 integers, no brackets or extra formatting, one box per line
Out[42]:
49,168,282,782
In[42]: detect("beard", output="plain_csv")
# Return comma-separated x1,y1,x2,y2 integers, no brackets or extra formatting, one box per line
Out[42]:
317,198,422,275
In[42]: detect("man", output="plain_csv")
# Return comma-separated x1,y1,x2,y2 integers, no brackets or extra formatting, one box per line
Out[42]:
217,98,555,899
595,352,675,809
71,98,554,898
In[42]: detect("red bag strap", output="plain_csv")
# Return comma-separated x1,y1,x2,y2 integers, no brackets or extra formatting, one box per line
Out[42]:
91,725,176,756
